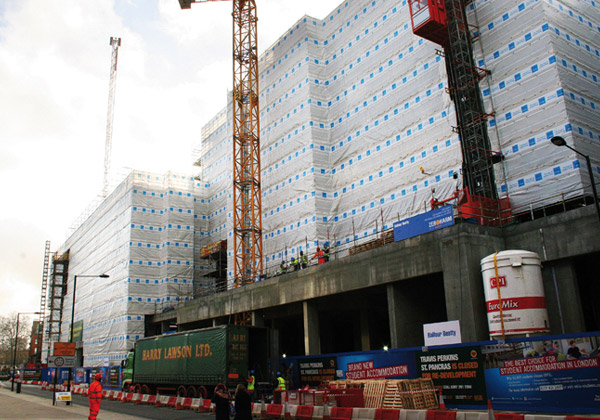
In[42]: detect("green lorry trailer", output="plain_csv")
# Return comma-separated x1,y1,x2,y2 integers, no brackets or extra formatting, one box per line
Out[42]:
121,325,268,397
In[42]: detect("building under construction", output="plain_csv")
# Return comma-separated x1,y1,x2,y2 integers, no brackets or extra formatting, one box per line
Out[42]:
199,0,599,276
42,0,599,366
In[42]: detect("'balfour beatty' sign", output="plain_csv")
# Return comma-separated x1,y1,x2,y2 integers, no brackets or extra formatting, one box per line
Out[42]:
393,205,454,242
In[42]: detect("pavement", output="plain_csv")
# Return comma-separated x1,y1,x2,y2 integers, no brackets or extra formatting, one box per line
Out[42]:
0,381,142,420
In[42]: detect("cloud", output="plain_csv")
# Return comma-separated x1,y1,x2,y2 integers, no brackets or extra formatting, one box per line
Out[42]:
0,218,47,314
0,0,343,318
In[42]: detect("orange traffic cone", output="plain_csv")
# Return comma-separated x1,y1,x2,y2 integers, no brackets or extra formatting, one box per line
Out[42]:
487,399,495,420
438,391,446,409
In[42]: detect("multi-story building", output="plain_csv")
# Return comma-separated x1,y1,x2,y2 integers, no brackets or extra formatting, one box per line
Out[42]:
196,0,599,276
46,0,599,366
44,171,202,366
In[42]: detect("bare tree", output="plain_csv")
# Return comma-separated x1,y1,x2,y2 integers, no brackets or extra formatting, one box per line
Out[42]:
0,314,32,372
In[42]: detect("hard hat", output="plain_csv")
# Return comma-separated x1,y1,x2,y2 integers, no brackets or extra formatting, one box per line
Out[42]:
94,373,102,381
250,370,255,374
277,371,281,375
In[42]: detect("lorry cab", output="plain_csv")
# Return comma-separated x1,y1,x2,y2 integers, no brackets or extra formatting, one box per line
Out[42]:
121,350,135,391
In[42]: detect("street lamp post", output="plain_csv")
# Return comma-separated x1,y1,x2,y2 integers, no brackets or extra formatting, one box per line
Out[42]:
66,273,109,405
550,136,600,223
11,311,42,392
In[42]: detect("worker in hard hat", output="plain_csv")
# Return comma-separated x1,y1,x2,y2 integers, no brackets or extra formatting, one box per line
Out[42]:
323,242,331,262
291,257,300,271
279,260,288,274
311,247,324,264
88,372,103,420
275,371,286,392
246,369,256,401
299,251,308,269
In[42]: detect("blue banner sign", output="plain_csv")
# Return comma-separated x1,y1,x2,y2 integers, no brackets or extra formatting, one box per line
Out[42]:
393,206,454,242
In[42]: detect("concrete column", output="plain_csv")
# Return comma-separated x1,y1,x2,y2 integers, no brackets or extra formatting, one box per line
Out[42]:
303,300,321,355
160,320,172,334
252,311,265,327
439,231,503,342
270,327,280,376
387,283,423,348
360,308,370,351
542,259,586,334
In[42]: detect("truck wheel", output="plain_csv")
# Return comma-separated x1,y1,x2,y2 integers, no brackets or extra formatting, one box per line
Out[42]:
177,385,187,397
122,383,130,392
133,384,141,394
187,385,197,398
198,385,208,398
140,384,151,395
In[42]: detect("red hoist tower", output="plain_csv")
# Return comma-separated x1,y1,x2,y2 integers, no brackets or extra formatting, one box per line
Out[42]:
178,0,263,323
408,0,510,224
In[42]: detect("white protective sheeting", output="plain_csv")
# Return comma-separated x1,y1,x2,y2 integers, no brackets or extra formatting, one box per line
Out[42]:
470,0,600,211
55,171,202,366
49,0,599,366
197,0,599,278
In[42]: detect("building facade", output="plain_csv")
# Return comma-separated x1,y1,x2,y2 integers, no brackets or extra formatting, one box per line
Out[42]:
196,0,600,278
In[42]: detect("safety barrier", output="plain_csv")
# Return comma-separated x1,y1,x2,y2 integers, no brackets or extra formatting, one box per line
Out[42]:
266,403,284,419
139,394,157,405
494,415,524,420
285,404,299,420
253,402,265,418
353,408,377,420
25,383,600,420
190,398,203,410
331,407,354,420
426,411,457,420
123,392,140,403
198,398,213,412
176,397,194,410
402,409,430,420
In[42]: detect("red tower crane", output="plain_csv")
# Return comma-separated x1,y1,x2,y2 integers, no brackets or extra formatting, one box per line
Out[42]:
408,0,510,225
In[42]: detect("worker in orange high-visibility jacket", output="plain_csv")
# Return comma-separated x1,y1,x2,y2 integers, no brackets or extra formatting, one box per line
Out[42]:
88,373,103,420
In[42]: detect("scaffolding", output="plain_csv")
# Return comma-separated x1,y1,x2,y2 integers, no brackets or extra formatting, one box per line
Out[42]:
38,241,51,328
44,251,69,360
444,0,499,200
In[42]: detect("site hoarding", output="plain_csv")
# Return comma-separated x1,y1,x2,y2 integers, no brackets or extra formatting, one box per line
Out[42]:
282,333,600,414
297,356,338,386
416,346,486,408
337,351,414,382
483,336,600,414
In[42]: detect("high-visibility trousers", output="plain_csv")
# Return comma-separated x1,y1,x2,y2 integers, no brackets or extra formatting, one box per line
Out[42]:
88,398,101,420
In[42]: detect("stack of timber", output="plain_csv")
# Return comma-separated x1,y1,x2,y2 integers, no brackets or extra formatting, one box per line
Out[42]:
363,381,387,409
327,378,438,409
382,380,403,409
398,378,438,409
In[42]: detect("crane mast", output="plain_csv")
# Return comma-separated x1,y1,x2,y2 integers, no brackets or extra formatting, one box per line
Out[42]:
178,0,263,289
103,37,122,197
231,0,262,286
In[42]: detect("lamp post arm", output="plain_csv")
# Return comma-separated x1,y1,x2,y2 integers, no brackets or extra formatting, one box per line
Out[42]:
564,144,600,223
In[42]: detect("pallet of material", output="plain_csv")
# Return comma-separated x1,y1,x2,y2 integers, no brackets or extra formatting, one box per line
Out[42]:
363,380,387,409
382,380,403,409
398,378,438,410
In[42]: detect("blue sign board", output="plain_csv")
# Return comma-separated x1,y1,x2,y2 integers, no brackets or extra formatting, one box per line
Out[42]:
393,206,454,242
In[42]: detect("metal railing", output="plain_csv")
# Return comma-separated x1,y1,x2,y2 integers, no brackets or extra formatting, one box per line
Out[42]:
147,187,598,312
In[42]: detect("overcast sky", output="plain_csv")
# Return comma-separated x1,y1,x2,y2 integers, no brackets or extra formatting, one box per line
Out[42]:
0,0,343,319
